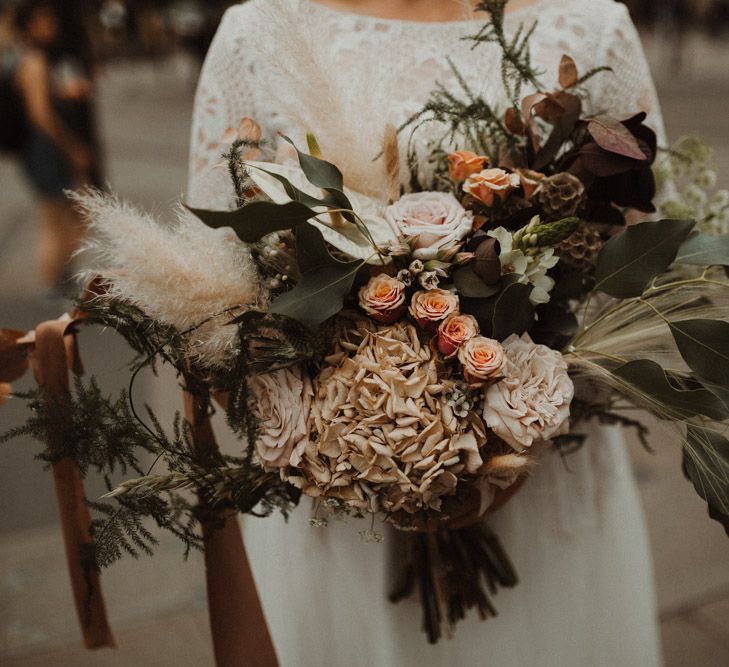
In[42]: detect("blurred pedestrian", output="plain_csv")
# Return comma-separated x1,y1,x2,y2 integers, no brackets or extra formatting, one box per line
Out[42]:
10,0,102,295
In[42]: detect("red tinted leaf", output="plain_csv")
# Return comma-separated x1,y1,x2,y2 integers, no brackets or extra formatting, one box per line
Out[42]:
559,54,579,88
587,115,648,160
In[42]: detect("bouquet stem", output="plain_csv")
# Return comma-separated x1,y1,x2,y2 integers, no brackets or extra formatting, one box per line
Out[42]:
389,522,518,644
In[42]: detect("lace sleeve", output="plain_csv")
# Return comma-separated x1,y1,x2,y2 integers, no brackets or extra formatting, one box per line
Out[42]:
187,6,254,210
593,3,667,147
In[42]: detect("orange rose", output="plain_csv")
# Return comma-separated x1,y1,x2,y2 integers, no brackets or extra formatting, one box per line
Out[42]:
448,151,490,182
458,336,505,385
437,314,480,358
517,168,546,200
358,274,406,323
409,289,459,330
464,168,521,207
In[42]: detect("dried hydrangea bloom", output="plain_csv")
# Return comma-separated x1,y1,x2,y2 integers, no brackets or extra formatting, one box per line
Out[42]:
287,321,487,514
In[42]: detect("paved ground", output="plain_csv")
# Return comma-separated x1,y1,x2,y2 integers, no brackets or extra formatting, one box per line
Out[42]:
1,31,729,666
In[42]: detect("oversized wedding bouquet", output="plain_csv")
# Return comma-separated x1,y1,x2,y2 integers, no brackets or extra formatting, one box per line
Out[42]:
4,0,729,648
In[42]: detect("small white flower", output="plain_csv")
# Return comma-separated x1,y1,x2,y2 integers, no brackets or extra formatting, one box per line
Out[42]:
488,227,558,305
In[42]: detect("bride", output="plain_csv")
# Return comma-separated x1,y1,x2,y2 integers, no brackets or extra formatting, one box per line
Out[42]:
188,1,664,665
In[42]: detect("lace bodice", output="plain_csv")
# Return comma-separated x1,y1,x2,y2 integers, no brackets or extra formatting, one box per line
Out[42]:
188,0,665,209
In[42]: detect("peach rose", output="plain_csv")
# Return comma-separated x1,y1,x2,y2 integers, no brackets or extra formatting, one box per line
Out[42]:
358,274,406,323
464,168,521,207
458,336,505,385
517,168,546,200
448,151,490,182
409,289,459,330
437,314,480,358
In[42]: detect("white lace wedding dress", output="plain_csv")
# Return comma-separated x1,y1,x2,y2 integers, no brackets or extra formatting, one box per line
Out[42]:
187,1,664,664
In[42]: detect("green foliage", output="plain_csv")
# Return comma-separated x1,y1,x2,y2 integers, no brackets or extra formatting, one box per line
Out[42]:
683,425,729,537
1,377,149,477
612,360,728,422
471,1,542,107
269,223,366,328
593,219,695,298
189,201,318,244
668,319,729,401
491,281,535,340
676,232,729,267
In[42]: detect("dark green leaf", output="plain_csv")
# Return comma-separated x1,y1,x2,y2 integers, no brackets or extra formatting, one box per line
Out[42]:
491,281,535,340
269,223,363,328
188,201,316,243
247,164,336,209
594,219,695,298
612,359,729,421
676,232,729,267
683,425,729,537
453,266,500,298
281,135,344,191
669,319,729,391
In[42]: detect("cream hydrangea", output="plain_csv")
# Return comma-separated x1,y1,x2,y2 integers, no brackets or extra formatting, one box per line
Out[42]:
287,322,486,514
483,334,574,450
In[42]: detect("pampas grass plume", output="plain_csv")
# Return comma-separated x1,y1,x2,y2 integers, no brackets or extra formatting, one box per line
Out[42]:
74,190,265,367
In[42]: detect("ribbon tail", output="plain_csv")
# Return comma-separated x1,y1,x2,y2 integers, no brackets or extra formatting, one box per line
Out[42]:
184,386,278,667
33,319,115,649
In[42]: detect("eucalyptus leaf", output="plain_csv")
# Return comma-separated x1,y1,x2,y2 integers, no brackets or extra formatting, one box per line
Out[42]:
247,164,336,209
453,266,500,298
676,232,729,267
612,359,729,421
491,281,535,341
683,425,729,537
669,319,729,390
593,219,695,298
269,223,364,328
188,201,316,243
281,135,344,191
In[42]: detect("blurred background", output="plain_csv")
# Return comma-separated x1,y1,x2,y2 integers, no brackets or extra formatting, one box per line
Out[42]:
1,1,728,665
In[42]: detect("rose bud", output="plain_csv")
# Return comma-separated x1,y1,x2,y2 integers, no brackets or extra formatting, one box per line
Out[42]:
409,288,460,330
359,274,406,323
464,168,521,207
437,314,480,358
458,336,505,385
448,150,490,182
517,168,546,200
472,237,502,285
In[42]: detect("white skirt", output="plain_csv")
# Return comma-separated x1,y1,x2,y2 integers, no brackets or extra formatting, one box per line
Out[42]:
241,422,662,667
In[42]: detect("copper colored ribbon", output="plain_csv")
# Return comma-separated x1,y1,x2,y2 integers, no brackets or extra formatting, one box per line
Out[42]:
32,318,115,649
183,387,279,667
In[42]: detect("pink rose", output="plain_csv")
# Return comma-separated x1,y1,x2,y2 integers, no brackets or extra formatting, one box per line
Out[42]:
458,336,505,386
463,168,521,207
409,289,459,330
448,150,490,182
437,314,480,358
385,192,472,260
358,274,406,323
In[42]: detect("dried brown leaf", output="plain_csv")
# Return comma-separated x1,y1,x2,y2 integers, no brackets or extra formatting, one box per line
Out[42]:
558,54,579,89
